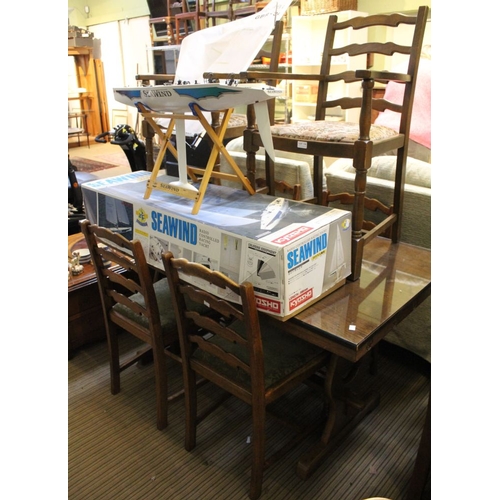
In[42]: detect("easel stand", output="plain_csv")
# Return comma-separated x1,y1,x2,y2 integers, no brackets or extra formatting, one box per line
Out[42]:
137,103,255,214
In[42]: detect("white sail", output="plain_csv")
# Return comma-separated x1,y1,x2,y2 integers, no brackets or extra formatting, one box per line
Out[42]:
175,0,293,83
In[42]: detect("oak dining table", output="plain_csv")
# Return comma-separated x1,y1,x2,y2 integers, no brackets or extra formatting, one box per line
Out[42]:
266,236,431,480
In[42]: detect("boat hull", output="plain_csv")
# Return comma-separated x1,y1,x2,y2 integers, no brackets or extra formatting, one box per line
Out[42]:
113,83,282,113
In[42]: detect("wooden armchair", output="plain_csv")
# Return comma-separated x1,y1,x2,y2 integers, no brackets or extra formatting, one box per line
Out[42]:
222,6,429,280
162,251,329,500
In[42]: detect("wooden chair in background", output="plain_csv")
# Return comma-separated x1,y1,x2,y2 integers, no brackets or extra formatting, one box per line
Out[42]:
239,6,429,280
231,0,267,20
175,0,205,43
204,0,232,26
80,220,208,430
162,251,330,500
68,112,89,148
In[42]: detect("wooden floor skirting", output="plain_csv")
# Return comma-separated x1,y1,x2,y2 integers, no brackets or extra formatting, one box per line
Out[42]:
69,335,430,500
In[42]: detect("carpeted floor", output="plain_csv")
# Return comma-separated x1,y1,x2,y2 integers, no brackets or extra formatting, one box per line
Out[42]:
68,337,430,500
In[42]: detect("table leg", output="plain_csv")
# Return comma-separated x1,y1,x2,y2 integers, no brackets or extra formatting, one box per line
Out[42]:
296,354,380,479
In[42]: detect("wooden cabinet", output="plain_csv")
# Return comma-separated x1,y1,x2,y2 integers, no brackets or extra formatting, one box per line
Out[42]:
68,233,125,357
68,46,109,145
290,11,366,124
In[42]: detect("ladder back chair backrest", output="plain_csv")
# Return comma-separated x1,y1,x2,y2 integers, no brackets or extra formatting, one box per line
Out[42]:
161,251,330,500
80,220,181,430
238,6,429,280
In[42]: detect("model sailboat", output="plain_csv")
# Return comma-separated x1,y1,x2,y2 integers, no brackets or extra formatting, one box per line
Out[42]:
113,0,293,197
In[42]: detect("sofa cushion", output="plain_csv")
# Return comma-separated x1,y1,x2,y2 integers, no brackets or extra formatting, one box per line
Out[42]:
327,156,431,189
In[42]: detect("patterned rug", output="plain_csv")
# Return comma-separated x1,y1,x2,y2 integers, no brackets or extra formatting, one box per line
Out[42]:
70,152,131,173
70,157,121,173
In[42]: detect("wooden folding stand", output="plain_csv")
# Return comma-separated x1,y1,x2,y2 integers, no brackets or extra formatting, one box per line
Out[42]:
136,102,255,214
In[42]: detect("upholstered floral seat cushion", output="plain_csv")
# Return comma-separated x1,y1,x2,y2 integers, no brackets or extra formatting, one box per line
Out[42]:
192,316,326,390
270,121,398,143
227,113,248,129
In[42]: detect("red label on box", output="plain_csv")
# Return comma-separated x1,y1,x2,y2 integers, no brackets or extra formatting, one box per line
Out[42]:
255,296,282,314
271,226,313,245
289,288,314,311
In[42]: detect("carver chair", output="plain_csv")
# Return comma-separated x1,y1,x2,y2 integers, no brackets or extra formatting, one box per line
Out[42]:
80,220,208,430
232,6,429,280
162,251,330,500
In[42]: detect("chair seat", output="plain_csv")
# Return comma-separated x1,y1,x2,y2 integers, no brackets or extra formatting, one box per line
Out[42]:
228,113,248,129
193,317,327,389
68,127,85,135
113,278,209,341
113,278,177,340
270,121,398,143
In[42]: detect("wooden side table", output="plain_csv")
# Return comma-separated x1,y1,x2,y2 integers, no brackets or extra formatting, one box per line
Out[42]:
68,233,122,357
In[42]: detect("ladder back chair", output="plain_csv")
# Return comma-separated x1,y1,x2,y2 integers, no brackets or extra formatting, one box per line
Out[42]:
80,220,207,430
239,6,429,280
162,251,330,500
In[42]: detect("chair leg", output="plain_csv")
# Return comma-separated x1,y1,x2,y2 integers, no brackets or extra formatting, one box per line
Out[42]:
107,323,121,395
184,366,198,451
249,403,266,500
153,349,169,430
392,147,406,244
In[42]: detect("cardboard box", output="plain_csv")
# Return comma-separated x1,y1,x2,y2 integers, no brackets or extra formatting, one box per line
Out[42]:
82,171,352,319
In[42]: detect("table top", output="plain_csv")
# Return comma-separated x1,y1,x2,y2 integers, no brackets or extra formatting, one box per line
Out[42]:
282,238,431,362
